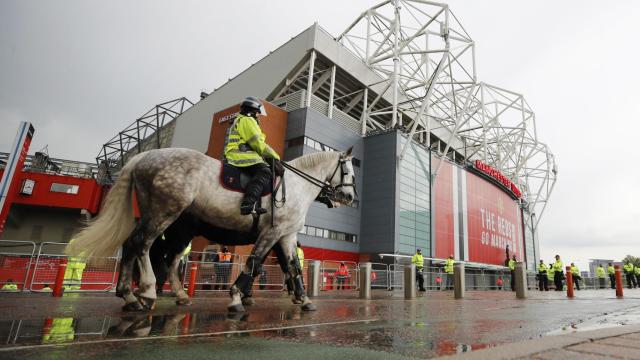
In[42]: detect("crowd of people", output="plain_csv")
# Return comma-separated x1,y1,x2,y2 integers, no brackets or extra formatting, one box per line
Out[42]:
536,255,640,291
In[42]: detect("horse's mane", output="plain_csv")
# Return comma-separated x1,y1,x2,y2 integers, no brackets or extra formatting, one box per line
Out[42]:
288,151,339,171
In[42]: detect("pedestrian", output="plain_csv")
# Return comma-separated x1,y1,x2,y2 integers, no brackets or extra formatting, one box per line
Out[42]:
215,246,232,290
608,262,616,289
296,242,304,270
596,265,606,289
258,268,268,290
547,264,555,290
635,265,640,288
570,263,581,290
335,262,350,290
623,262,637,289
553,255,564,291
443,255,454,291
538,260,549,291
508,255,516,291
1,279,18,291
63,256,86,291
412,248,426,292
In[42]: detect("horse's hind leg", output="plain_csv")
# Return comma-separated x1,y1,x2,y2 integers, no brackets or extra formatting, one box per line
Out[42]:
117,223,146,311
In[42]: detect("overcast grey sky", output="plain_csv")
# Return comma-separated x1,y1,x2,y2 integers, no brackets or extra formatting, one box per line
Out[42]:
1,1,639,269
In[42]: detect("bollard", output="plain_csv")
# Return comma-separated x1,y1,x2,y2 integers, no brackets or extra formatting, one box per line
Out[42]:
454,263,465,299
614,265,624,298
307,260,321,297
187,263,198,298
359,262,371,299
181,312,191,333
565,266,574,298
515,262,527,299
404,264,416,299
52,259,68,297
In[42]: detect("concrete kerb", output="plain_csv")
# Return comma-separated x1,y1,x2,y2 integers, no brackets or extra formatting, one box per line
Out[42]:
435,324,640,360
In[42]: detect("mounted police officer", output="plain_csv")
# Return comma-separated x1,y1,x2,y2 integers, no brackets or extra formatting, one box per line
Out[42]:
224,97,284,215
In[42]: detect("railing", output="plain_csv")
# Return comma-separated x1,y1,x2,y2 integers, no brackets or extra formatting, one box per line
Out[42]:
29,242,118,292
0,240,37,291
4,240,621,295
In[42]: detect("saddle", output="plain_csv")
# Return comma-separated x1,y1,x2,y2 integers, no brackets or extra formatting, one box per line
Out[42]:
220,163,275,196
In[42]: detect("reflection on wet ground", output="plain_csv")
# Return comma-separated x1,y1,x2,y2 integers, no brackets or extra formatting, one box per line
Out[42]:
1,290,640,359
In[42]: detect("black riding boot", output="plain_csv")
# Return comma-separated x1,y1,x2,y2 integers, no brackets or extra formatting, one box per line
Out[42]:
240,164,272,215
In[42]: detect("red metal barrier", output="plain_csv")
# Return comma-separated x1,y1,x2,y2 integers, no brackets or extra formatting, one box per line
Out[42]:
615,265,623,298
187,263,198,297
52,260,67,297
565,266,574,298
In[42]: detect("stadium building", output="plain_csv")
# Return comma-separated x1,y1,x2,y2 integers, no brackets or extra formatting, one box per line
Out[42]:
95,2,556,269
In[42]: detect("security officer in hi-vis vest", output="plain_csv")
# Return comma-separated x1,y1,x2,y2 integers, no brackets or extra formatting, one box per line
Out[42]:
224,97,284,215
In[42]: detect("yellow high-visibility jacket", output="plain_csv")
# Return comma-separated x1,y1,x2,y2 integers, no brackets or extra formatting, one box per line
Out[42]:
570,266,580,276
538,263,547,274
508,259,516,271
444,258,454,274
608,265,615,275
224,114,279,167
296,247,304,269
596,267,606,278
553,260,563,274
412,254,424,268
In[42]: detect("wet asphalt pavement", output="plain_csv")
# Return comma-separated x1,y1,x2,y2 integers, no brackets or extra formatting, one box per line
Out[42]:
1,290,640,359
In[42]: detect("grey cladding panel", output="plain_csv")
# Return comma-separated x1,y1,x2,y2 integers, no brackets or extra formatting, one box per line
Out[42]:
360,131,397,254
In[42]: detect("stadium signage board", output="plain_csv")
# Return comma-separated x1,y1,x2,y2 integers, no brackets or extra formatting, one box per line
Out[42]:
473,160,522,199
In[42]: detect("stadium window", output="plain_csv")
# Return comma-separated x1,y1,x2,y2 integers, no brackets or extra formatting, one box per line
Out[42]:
303,225,357,243
50,183,79,194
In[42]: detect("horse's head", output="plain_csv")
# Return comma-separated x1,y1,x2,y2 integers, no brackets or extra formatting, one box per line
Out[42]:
327,146,357,206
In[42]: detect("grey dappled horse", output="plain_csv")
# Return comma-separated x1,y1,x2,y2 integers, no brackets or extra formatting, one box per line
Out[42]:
66,148,356,312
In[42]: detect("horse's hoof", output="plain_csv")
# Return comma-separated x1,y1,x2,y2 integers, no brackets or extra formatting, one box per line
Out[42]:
292,298,303,305
301,303,317,311
137,296,156,310
175,297,192,306
241,297,255,306
122,301,145,312
228,304,245,313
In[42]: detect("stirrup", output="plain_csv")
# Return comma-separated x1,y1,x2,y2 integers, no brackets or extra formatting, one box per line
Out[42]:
240,203,267,215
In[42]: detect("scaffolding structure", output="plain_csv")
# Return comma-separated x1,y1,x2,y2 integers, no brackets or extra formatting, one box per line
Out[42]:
95,97,193,183
336,0,556,226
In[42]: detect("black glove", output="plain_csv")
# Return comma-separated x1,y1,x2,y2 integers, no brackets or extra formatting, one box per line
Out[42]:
266,158,285,177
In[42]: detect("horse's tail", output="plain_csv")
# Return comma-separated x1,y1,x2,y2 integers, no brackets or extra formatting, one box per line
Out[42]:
65,154,144,258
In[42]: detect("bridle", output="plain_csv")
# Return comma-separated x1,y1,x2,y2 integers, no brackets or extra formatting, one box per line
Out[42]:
279,153,358,204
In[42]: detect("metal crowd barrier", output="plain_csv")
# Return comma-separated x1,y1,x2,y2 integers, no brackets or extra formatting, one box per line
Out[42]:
321,260,359,291
389,264,404,290
29,242,118,292
8,240,625,296
0,240,37,291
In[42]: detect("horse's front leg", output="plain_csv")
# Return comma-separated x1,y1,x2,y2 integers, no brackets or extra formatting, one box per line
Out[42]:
279,233,316,311
227,228,279,313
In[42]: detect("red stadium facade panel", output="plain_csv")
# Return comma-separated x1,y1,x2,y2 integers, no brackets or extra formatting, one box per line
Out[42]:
0,169,103,214
433,156,454,259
